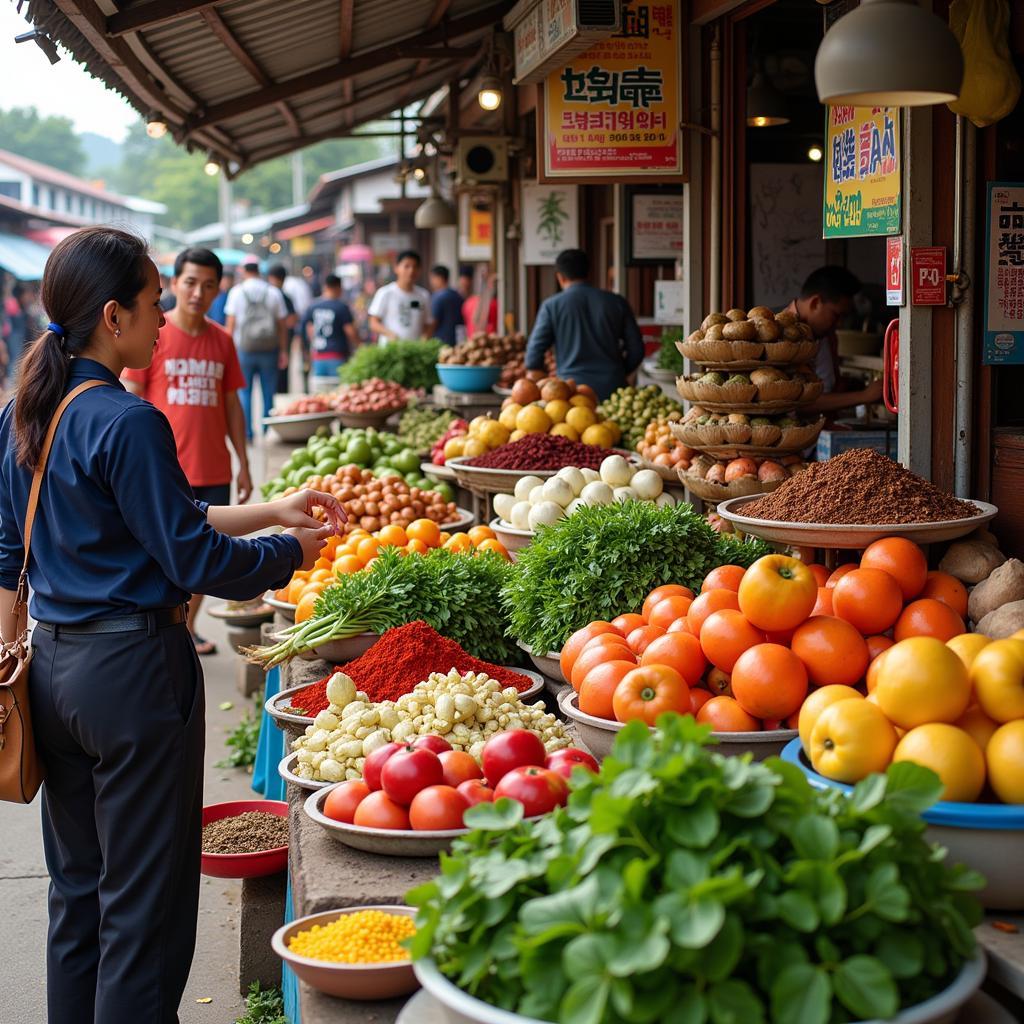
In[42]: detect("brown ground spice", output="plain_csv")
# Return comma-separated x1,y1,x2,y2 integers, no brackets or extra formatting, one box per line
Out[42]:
202,811,289,855
741,449,979,525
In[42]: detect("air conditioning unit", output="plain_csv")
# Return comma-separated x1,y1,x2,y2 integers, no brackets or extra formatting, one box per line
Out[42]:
455,137,509,186
504,0,622,85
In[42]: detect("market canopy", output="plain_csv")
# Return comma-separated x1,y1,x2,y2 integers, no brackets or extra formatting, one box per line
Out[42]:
0,232,52,280
22,0,510,173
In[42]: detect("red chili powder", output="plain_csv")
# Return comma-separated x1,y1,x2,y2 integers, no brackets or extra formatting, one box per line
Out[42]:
282,620,532,717
464,433,618,470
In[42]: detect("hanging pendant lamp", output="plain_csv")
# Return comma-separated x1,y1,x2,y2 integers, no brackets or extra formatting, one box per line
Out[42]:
815,0,963,107
747,71,790,127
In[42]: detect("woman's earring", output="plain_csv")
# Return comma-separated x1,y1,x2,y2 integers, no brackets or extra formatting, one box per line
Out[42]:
114,328,121,337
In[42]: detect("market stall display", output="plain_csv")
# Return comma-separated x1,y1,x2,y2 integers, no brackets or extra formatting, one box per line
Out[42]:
494,376,621,448
339,338,442,391
679,307,819,366
676,367,822,411
635,413,694,478
408,715,985,1024
333,378,414,428
672,406,825,455
438,331,527,368
596,384,683,449
498,347,556,391
435,363,503,393
680,453,807,502
272,394,339,416
200,800,289,878
262,410,339,443
643,328,686,382
207,597,274,627
394,406,459,454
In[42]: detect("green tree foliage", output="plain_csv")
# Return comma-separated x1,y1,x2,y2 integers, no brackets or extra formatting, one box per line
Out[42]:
0,106,85,174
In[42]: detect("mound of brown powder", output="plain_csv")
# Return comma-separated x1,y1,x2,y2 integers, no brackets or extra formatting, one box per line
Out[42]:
740,449,979,525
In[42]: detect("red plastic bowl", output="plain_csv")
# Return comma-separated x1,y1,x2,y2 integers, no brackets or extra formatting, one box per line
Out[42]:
201,800,289,879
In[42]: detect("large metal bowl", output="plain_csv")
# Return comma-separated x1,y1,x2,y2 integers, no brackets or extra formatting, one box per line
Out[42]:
515,640,565,684
262,410,338,443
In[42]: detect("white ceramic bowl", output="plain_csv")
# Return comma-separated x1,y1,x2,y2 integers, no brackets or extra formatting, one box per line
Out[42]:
263,591,296,621
515,640,565,684
558,690,797,761
278,752,333,792
414,950,986,1024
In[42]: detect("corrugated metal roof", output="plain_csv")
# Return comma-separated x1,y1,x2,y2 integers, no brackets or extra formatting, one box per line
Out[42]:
25,0,511,171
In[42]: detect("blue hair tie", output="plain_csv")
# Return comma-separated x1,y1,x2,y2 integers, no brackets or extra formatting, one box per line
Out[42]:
47,322,65,338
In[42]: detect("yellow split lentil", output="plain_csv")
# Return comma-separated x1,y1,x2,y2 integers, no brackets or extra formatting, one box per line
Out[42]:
288,909,416,964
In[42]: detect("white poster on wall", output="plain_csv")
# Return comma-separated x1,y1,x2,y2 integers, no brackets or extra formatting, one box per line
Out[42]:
522,183,579,265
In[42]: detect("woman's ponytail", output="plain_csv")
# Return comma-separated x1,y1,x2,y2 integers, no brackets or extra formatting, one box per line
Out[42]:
13,227,149,468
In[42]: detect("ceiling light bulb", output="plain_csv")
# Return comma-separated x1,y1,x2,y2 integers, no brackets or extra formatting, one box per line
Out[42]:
269,242,282,254
146,116,168,139
204,159,220,176
413,167,427,181
477,74,503,112
241,233,254,245
808,145,823,162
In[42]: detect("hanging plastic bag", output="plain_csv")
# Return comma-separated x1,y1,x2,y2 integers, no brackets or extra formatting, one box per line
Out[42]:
947,0,1021,127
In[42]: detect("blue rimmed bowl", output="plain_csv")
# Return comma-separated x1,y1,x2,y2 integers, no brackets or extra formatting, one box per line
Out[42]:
781,737,1024,910
435,364,503,393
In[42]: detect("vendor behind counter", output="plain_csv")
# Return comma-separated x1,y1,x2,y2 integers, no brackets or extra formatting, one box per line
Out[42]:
525,248,644,401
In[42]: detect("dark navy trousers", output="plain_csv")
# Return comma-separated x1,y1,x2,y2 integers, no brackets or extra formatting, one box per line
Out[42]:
29,619,205,1024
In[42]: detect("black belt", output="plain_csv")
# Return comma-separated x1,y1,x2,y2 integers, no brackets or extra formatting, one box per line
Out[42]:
37,605,188,637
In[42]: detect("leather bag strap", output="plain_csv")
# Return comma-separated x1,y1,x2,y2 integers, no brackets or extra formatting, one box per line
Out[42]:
15,380,109,611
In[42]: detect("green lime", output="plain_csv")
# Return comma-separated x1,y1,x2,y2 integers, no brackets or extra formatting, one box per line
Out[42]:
314,458,340,476
345,438,372,465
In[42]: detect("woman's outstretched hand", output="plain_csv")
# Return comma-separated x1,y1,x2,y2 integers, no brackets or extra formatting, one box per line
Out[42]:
273,489,347,534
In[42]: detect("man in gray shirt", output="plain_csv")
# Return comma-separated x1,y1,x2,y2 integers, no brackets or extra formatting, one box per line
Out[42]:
525,249,644,400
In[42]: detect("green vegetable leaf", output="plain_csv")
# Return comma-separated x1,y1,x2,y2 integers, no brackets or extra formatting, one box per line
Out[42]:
770,963,831,1024
875,933,924,979
663,894,725,949
560,975,610,1024
708,979,765,1024
464,798,523,832
882,761,945,815
791,815,839,861
850,773,887,813
664,985,707,1024
833,955,898,1020
776,891,819,933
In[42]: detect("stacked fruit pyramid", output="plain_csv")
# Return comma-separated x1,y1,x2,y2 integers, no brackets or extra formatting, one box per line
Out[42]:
672,305,826,504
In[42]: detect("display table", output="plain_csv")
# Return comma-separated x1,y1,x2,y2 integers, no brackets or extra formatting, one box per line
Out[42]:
431,384,503,421
977,915,1024,1005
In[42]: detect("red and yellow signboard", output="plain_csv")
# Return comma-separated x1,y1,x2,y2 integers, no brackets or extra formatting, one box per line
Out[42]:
541,1,682,181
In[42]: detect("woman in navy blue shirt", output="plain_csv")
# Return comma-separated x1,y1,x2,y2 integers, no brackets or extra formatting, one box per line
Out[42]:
0,228,344,1024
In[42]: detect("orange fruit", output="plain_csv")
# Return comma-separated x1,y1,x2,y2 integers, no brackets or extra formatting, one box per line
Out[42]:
970,638,1024,722
294,591,319,623
313,556,333,572
377,524,408,548
611,613,647,636
404,538,429,556
860,537,928,601
866,634,895,661
806,563,829,587
701,565,746,594
308,568,333,583
477,538,510,559
798,684,864,751
443,533,473,553
642,584,696,621
686,589,740,636
986,721,1024,803
560,622,620,681
356,536,381,563
570,637,635,691
730,643,808,720
809,698,898,782
791,616,869,687
640,632,707,687
706,666,733,697
689,687,713,715
947,633,991,672
335,554,365,575
467,525,497,545
696,695,759,732
738,555,818,632
893,724,986,802
866,645,891,693
648,595,695,631
626,624,667,656
832,568,904,635
955,705,999,752
438,532,452,545
407,518,442,547
920,571,969,619
667,617,694,635
825,563,859,590
810,588,833,618
699,609,767,674
893,599,965,643
873,636,971,729
285,576,308,603
578,660,637,720
612,664,690,725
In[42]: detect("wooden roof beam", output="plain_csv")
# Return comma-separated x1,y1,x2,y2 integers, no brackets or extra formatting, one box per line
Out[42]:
184,2,509,133
108,0,223,37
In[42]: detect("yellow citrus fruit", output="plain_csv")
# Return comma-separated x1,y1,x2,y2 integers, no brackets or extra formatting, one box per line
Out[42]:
809,698,898,783
544,399,570,424
286,576,307,604
550,423,580,441
986,720,1024,804
510,429,526,442
954,705,999,752
295,591,319,623
461,438,488,458
946,633,991,671
480,420,511,448
515,405,553,434
581,423,616,447
565,405,598,433
1012,629,1024,642
970,638,1024,723
873,637,971,729
570,394,597,409
892,723,986,802
798,684,863,752
499,404,521,431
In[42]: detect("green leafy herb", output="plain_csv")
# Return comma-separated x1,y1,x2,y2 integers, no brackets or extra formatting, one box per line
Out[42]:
234,982,287,1024
246,547,514,667
408,715,982,1024
339,339,442,391
656,329,686,374
501,502,771,654
216,694,263,770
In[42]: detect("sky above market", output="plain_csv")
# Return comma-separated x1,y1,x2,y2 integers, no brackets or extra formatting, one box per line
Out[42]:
2,4,136,141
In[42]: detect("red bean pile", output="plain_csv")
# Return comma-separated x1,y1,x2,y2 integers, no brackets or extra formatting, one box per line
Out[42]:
464,433,618,470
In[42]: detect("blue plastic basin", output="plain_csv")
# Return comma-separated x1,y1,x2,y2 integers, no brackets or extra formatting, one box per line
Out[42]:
436,363,503,393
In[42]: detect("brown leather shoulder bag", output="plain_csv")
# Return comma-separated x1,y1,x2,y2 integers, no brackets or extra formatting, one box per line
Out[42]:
0,380,108,803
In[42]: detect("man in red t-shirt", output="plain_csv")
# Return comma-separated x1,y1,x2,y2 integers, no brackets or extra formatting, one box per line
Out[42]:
124,247,251,655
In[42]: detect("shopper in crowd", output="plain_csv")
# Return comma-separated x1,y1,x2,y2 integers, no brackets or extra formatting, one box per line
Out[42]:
122,246,251,657
280,264,313,321
783,265,883,414
302,273,358,380
429,264,464,345
267,264,299,393
525,248,644,401
0,227,344,1024
462,269,499,335
208,268,234,325
2,281,36,383
158,272,176,312
458,266,474,300
367,250,433,343
302,263,321,298
224,257,289,439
